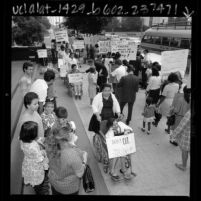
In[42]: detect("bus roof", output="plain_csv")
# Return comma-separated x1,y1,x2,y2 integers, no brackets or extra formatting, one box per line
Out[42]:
144,28,191,38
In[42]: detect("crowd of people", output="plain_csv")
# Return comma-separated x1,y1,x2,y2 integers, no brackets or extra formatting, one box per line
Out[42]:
16,41,191,194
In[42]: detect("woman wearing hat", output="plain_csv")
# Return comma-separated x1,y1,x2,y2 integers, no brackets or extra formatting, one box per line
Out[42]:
46,126,88,195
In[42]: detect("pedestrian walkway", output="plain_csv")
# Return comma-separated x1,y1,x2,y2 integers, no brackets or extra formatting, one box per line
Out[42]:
73,64,190,195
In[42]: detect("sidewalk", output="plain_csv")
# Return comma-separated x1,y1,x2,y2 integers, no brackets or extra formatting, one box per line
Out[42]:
73,64,190,195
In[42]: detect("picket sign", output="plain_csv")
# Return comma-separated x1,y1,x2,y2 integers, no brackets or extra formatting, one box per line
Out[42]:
73,40,85,49
98,40,111,54
54,29,69,43
161,49,189,78
68,73,83,83
37,49,47,58
106,132,136,159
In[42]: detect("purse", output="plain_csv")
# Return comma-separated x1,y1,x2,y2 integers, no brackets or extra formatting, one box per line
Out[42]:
82,164,95,193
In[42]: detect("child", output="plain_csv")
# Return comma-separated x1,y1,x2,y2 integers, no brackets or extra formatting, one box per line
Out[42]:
105,118,136,181
68,64,83,100
87,67,98,105
19,121,49,195
41,100,57,137
141,97,155,135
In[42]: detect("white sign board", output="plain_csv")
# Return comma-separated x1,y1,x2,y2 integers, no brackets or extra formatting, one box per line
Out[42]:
161,49,189,78
98,40,111,54
72,40,85,49
54,29,69,43
58,59,64,69
127,42,138,60
37,49,47,58
68,73,83,83
106,133,136,159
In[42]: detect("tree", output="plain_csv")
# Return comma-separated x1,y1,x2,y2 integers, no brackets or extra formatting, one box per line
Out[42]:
121,17,142,32
103,17,122,32
64,17,111,35
12,17,51,46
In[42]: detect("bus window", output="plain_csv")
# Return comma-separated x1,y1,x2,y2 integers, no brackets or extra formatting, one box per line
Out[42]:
180,39,190,49
162,37,170,46
152,36,161,45
141,35,152,43
170,38,180,47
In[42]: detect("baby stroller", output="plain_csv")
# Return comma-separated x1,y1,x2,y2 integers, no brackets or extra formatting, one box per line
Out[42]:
93,117,132,175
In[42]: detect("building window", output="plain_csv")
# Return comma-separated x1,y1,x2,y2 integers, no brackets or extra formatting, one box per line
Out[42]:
161,37,170,46
180,39,190,49
170,38,180,47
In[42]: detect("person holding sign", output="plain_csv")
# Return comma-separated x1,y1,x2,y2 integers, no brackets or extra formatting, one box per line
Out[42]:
68,53,79,70
68,64,83,100
105,118,136,181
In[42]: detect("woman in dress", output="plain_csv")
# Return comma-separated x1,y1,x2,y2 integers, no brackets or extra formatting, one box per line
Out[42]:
88,83,121,134
46,126,88,195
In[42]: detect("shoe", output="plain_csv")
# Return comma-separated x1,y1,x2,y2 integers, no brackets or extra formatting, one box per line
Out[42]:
147,131,150,135
79,95,81,100
152,122,158,127
75,95,78,100
109,173,121,182
119,169,133,180
169,140,178,146
165,129,170,134
141,128,145,132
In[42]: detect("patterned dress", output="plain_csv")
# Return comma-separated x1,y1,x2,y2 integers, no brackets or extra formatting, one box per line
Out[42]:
172,110,191,152
41,112,57,132
20,140,49,186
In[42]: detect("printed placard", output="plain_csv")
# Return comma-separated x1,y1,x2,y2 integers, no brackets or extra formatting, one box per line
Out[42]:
98,40,111,54
73,40,85,49
106,132,136,159
54,29,69,43
68,73,83,83
37,49,47,58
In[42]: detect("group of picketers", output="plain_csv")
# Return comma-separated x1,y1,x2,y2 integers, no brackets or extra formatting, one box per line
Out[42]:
16,43,191,194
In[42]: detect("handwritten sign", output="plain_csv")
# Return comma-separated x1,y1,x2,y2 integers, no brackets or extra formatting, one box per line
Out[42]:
68,73,83,83
54,29,69,43
106,133,136,159
72,40,85,49
127,42,138,60
98,40,111,54
37,49,47,58
161,49,189,78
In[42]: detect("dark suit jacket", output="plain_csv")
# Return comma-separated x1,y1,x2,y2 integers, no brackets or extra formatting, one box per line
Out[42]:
118,74,139,103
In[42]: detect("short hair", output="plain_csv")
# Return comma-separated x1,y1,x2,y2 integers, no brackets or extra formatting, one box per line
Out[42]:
122,59,129,66
44,100,54,107
102,54,106,58
106,118,116,129
55,107,68,119
151,67,159,76
111,53,116,58
102,83,112,90
71,64,77,69
146,96,153,106
154,64,161,72
60,45,65,51
44,70,55,82
70,52,74,57
89,68,96,73
115,59,122,66
23,62,33,73
24,92,38,109
168,73,179,83
143,49,149,53
95,44,99,48
19,121,38,143
115,52,121,59
127,65,135,73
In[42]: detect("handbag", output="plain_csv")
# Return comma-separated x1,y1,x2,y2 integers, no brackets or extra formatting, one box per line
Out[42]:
167,114,176,126
82,164,95,193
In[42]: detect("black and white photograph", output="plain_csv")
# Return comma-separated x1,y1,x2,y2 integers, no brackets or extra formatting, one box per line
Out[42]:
6,0,198,197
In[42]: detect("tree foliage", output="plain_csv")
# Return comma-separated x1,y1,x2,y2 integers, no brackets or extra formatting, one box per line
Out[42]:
12,16,51,46
64,17,111,34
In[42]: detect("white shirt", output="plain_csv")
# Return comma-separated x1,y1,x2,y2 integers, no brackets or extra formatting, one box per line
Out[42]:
142,54,151,68
111,65,127,82
68,58,78,70
30,79,48,104
146,76,162,91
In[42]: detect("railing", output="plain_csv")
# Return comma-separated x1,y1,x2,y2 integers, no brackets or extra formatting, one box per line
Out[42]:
151,21,191,30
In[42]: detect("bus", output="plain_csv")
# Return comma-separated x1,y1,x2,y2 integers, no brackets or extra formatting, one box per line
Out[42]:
140,22,191,74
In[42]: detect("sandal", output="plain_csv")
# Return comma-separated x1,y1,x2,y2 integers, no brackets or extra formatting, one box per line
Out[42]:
109,172,121,181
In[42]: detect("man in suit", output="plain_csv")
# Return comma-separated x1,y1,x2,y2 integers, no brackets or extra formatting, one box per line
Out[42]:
117,65,139,125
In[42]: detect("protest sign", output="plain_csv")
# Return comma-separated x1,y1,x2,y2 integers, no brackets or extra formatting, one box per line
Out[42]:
98,40,111,54
127,41,138,60
37,49,47,58
58,59,64,69
68,73,83,83
106,132,136,159
54,29,69,43
73,40,85,49
161,49,189,78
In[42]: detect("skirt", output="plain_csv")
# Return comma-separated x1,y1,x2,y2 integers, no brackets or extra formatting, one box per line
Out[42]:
143,117,155,123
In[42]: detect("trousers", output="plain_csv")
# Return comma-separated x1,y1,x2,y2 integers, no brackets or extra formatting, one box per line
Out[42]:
120,101,135,122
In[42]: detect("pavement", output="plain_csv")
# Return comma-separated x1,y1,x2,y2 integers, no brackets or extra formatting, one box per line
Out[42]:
11,62,190,195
